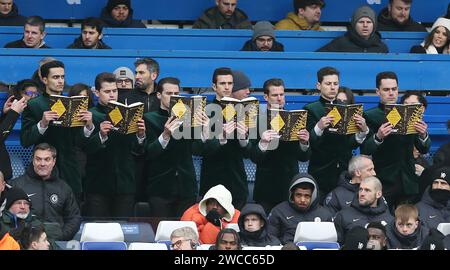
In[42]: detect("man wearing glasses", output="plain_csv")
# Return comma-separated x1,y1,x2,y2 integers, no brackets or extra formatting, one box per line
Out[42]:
113,66,135,100
170,226,199,250
241,21,285,52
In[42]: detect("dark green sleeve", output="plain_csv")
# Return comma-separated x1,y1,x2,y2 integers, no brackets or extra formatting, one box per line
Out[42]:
20,105,43,147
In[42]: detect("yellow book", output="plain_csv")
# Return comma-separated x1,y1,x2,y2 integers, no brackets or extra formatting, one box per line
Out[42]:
49,95,89,127
106,101,144,134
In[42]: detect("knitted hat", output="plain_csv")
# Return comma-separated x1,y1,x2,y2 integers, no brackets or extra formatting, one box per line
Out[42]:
431,166,450,184
107,0,131,12
351,6,377,30
252,21,275,40
4,187,31,211
231,70,251,92
431,17,450,32
342,226,368,250
113,66,135,85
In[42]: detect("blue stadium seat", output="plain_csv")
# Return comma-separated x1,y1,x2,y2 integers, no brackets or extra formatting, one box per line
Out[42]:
81,241,127,250
296,241,340,250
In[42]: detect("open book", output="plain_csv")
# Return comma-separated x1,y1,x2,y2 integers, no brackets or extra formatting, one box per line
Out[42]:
49,95,89,127
325,103,363,135
169,95,206,128
267,109,307,141
105,101,144,134
220,96,259,128
384,103,424,135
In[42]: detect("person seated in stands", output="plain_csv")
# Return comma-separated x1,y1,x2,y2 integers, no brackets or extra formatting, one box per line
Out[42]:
323,155,376,216
67,17,111,49
0,223,19,250
181,184,240,244
419,228,447,250
415,166,450,229
100,0,145,28
267,173,332,244
410,17,450,54
16,224,50,250
0,0,26,26
366,221,388,250
12,79,39,101
241,21,284,52
377,0,426,32
238,203,281,247
10,143,81,241
275,0,324,31
4,16,50,48
211,228,242,250
317,6,388,53
340,226,369,250
113,66,135,100
193,0,252,29
335,86,355,105
169,226,200,250
386,204,428,249
334,176,393,244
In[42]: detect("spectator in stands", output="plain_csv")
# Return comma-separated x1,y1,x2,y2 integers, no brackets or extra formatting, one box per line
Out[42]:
304,67,369,197
334,176,393,244
386,204,428,249
68,17,111,49
1,94,27,181
249,78,310,214
241,21,284,52
4,16,49,48
317,6,388,53
83,72,145,219
323,155,376,216
16,224,50,250
268,173,333,244
230,70,251,100
197,67,249,209
238,203,281,247
12,79,39,101
366,221,388,250
275,0,324,31
143,77,205,218
213,228,242,250
377,0,427,32
410,17,450,54
170,226,200,250
100,0,145,28
31,57,57,93
113,66,134,100
10,143,81,241
181,184,240,244
0,223,19,250
0,0,26,26
415,166,450,229
361,71,431,209
341,226,369,250
20,60,95,202
193,0,252,29
335,86,355,105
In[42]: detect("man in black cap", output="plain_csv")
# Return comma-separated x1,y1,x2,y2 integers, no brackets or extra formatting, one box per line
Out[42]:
241,21,284,52
416,166,450,229
275,0,324,30
231,70,251,100
100,0,145,28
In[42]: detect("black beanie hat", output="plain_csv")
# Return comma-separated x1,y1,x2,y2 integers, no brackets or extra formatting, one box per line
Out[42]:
342,226,368,250
4,187,31,211
107,0,131,13
430,166,450,185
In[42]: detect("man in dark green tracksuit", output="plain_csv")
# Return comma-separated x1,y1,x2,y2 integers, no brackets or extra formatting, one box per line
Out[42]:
249,78,311,214
304,67,369,197
361,71,430,209
20,61,95,201
83,72,146,218
144,77,207,218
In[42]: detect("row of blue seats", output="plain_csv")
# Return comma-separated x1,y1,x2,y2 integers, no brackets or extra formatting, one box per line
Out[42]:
14,0,446,24
0,27,429,53
1,49,450,91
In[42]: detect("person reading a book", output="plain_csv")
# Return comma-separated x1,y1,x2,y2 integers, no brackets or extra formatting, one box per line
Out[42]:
83,72,145,218
304,67,369,198
361,71,431,210
249,78,310,214
20,60,95,202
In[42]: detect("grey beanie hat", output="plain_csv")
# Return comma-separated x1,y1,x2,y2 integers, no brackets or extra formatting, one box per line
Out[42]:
252,21,275,40
351,6,377,30
232,70,251,92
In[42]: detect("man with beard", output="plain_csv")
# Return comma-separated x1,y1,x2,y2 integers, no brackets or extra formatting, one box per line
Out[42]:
275,0,324,31
334,176,393,244
67,17,111,49
193,0,252,29
241,21,284,52
100,0,145,28
377,0,426,32
4,16,50,48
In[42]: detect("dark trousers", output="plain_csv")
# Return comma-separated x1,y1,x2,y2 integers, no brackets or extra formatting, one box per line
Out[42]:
148,196,195,219
84,193,135,219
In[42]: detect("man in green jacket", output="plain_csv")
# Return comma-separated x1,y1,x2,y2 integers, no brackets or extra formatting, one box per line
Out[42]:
20,60,95,202
361,71,430,209
304,67,369,197
193,0,252,29
250,78,311,214
84,72,146,218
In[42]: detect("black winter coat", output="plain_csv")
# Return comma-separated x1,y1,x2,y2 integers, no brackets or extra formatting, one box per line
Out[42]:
0,110,20,180
241,39,285,52
238,204,281,247
317,28,388,53
415,187,450,229
377,8,427,32
323,171,359,216
67,36,112,49
0,3,26,26
100,7,146,28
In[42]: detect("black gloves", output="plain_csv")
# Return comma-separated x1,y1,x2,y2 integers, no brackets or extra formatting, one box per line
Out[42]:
205,209,222,227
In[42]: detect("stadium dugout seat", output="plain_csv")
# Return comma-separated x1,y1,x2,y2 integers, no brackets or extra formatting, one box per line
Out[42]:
154,220,198,242
437,223,450,236
225,223,240,232
198,244,213,250
80,223,124,242
81,241,128,250
54,240,81,250
293,222,338,243
74,221,155,242
296,242,340,250
128,242,168,250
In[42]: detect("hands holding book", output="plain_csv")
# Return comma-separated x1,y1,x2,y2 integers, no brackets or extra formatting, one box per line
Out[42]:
353,114,368,132
40,111,60,128
194,111,210,139
298,129,310,145
318,115,334,130
77,110,93,130
162,116,182,140
376,122,394,141
236,121,249,140
100,121,114,140
414,120,428,139
136,119,146,139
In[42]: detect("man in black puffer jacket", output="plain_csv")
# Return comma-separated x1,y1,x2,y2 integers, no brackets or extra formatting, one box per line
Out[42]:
100,0,145,28
9,143,81,241
0,0,26,26
241,21,285,52
67,18,111,50
377,0,426,32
